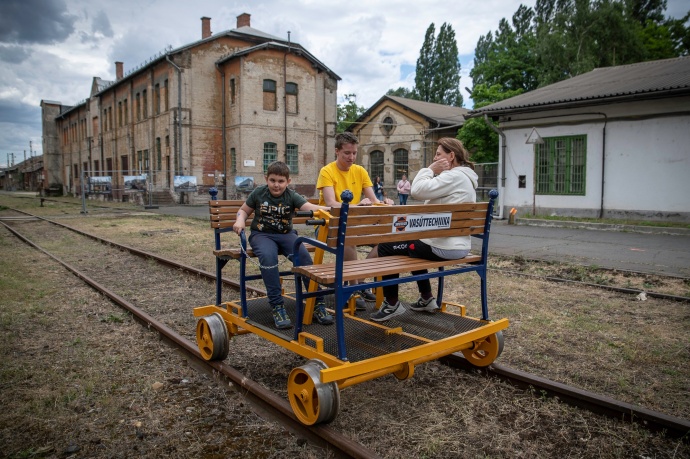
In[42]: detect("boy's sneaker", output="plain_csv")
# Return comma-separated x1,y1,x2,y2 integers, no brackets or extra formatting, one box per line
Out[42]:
359,289,376,301
272,305,292,329
410,296,439,312
313,299,334,325
370,300,405,322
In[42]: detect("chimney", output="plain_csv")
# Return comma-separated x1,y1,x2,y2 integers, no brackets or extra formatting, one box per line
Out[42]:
236,13,250,28
201,17,212,39
115,61,123,80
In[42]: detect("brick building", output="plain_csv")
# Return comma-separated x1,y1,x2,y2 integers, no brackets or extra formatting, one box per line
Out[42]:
40,13,340,201
349,95,468,198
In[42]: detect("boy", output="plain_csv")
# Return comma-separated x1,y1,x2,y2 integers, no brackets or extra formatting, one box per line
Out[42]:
233,161,333,329
317,132,394,308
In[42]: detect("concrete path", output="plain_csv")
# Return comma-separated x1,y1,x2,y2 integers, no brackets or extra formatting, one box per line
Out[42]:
488,221,690,278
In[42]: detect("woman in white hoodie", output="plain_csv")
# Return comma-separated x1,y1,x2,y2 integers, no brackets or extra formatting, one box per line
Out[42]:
369,137,478,322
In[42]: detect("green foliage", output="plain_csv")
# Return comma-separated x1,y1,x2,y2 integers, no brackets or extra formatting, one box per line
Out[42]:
337,94,366,133
386,87,416,99
414,23,463,106
472,0,689,91
457,84,523,163
471,5,539,92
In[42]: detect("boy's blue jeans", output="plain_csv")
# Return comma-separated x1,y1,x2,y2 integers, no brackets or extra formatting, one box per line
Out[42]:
248,230,315,307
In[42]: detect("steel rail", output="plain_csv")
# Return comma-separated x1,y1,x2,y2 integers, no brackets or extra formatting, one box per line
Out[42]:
441,354,690,439
4,209,689,441
492,268,690,303
0,219,380,459
8,208,267,297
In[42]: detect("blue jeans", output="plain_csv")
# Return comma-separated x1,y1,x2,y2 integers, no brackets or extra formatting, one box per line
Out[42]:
399,194,408,205
248,230,314,307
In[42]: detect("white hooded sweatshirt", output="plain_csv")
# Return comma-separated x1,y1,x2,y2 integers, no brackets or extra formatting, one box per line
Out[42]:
410,165,479,252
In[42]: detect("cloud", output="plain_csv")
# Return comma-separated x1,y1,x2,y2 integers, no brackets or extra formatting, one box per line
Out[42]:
0,0,78,44
92,10,114,38
0,44,32,64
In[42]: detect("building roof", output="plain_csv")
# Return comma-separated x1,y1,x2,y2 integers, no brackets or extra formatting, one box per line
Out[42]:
94,23,339,97
354,95,468,129
217,41,341,80
468,56,690,117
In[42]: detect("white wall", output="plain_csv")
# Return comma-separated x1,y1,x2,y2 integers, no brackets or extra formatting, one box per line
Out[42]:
496,98,690,221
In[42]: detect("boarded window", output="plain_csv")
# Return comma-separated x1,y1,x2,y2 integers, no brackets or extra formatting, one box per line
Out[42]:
286,82,298,114
263,79,276,111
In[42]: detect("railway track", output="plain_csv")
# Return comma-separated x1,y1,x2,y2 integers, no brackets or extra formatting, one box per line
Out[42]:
1,208,688,451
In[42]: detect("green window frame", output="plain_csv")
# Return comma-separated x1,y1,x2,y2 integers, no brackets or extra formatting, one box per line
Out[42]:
535,135,587,195
230,148,237,174
263,142,277,173
286,144,299,173
370,150,384,181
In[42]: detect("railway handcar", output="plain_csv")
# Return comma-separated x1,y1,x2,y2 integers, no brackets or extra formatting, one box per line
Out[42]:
194,189,508,425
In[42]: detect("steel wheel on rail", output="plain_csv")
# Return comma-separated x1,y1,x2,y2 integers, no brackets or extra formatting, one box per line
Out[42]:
196,313,229,361
287,359,340,425
461,331,504,367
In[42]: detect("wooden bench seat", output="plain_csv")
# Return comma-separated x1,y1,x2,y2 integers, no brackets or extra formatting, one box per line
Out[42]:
208,196,319,304
291,191,499,361
294,254,482,285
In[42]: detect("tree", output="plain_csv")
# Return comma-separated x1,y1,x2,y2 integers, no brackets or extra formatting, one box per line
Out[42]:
414,22,463,106
414,24,436,103
432,23,463,106
386,87,416,98
471,5,538,92
336,94,366,133
457,84,523,163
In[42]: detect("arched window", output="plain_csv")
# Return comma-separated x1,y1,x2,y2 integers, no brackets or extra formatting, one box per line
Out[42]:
394,148,408,181
369,150,384,182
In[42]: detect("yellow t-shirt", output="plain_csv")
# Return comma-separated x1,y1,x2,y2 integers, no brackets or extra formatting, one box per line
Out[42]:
316,161,373,206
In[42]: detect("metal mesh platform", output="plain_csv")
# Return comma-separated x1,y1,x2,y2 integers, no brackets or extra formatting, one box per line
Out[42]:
240,294,486,363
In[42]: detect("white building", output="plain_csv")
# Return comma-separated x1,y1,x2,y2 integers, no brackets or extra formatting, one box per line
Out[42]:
467,56,690,222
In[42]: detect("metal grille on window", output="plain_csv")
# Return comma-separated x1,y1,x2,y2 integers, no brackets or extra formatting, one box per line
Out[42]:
370,150,384,181
534,135,586,195
287,144,299,173
263,142,277,173
394,148,408,181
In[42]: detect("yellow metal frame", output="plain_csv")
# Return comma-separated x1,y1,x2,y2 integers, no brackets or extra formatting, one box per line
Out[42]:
194,207,510,394
193,301,509,390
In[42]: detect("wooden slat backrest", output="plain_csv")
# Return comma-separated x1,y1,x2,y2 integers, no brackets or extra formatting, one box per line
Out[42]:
209,198,319,229
324,202,489,247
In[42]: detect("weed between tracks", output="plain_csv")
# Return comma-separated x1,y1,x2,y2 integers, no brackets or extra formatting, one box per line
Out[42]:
1,195,688,458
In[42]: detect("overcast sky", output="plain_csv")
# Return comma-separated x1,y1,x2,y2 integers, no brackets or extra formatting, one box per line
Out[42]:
0,0,688,166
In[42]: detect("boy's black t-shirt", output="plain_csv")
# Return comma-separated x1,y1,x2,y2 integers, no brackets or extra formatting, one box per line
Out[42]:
245,185,308,234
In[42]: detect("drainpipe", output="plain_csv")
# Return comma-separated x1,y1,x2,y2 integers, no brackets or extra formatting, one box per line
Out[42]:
166,54,182,177
599,116,608,218
284,33,291,163
483,114,506,219
215,62,227,199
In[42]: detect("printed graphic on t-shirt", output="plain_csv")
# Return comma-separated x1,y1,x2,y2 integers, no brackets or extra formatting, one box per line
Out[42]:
256,201,292,233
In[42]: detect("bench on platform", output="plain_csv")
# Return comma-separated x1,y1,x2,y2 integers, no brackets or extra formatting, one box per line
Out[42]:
292,189,499,361
208,189,318,305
